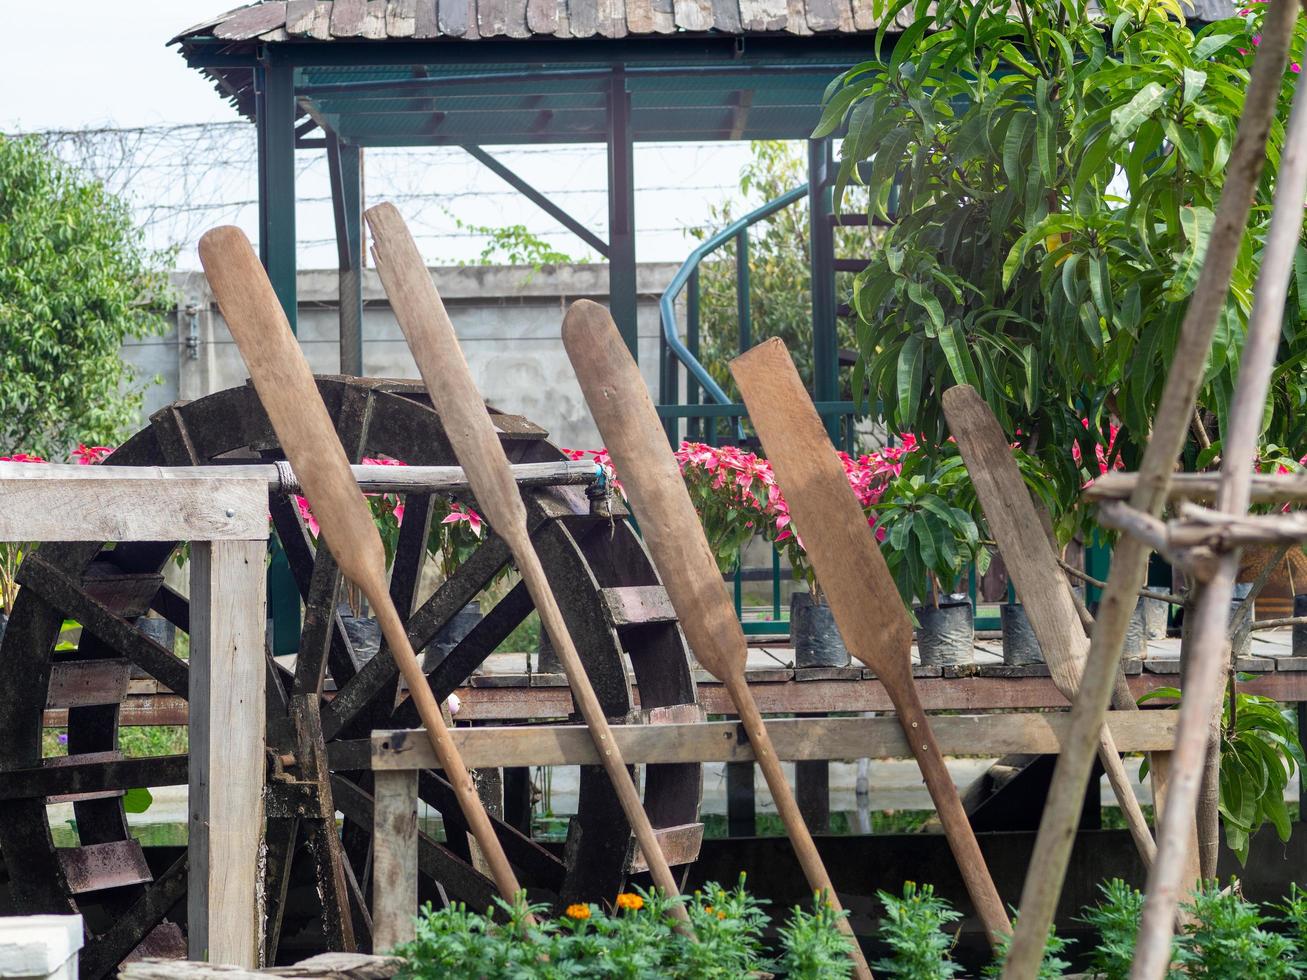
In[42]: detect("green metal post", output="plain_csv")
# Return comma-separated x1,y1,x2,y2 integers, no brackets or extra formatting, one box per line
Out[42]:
808,139,838,438
736,230,751,354
256,58,298,332
328,135,364,374
606,70,638,357
687,268,701,442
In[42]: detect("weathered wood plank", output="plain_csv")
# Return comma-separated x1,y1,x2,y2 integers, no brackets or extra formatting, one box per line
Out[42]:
310,0,336,37
804,0,850,30
567,0,600,35
710,0,743,32
374,711,1179,769
372,771,418,951
597,0,629,35
188,539,266,968
59,839,153,894
785,0,812,32
46,659,130,709
331,0,370,34
526,0,561,32
649,0,677,30
385,0,417,34
285,0,321,33
122,953,404,979
737,0,787,29
850,0,875,30
214,1,288,40
625,822,703,873
364,0,390,36
625,0,655,31
437,0,472,34
602,585,677,627
672,0,713,30
0,471,267,542
477,0,510,35
503,0,531,35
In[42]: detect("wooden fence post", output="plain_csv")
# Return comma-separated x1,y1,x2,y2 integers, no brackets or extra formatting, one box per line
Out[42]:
372,770,419,952
188,538,267,966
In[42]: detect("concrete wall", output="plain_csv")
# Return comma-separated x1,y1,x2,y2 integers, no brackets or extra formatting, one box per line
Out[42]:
127,263,683,451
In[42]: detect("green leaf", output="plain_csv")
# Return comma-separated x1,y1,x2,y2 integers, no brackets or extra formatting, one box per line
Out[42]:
907,280,945,333
938,321,979,387
896,334,925,425
1182,67,1208,107
1166,205,1216,301
123,787,153,814
1110,82,1169,143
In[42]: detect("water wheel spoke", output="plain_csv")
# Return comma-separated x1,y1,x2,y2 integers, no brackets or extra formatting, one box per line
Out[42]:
269,496,359,691
263,816,300,966
79,852,187,980
294,549,347,697
17,554,189,699
149,583,190,634
403,581,534,717
0,754,188,802
321,533,511,740
417,770,565,889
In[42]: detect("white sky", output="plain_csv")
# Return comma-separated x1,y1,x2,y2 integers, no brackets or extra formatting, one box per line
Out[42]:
0,2,767,269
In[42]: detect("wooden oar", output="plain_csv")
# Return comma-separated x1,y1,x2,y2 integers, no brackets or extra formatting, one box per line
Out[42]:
560,299,873,979
731,338,1010,947
197,225,529,918
363,203,690,925
940,385,1158,867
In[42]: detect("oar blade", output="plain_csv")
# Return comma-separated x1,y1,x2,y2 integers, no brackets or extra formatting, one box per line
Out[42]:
730,338,912,678
197,225,385,588
561,299,746,682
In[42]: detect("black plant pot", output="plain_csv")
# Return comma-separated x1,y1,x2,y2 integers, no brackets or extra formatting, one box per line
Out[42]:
423,601,483,671
789,592,850,668
1294,594,1307,657
136,616,175,652
915,595,974,667
999,602,1043,666
339,601,484,673
0,611,7,645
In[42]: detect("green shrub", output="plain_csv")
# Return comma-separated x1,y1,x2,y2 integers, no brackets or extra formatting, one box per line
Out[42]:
1076,878,1182,980
982,913,1072,979
872,881,963,978
1177,881,1305,979
392,877,850,978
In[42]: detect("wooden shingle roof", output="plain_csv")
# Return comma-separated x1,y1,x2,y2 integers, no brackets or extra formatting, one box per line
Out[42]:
172,0,887,43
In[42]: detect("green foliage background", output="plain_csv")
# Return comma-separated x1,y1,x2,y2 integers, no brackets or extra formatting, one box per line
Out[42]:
822,0,1307,529
0,136,172,457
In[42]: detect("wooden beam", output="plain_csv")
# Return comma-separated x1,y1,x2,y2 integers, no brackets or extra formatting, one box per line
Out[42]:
188,540,267,967
371,712,1179,770
0,471,267,542
371,770,418,952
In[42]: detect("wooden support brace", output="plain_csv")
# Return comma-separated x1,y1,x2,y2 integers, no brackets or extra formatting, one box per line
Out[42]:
371,770,418,953
188,539,267,967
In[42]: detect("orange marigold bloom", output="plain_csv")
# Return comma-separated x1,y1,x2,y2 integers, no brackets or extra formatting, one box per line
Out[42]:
615,893,644,912
565,903,591,920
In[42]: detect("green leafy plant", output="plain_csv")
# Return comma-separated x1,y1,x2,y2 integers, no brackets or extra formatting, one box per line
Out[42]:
872,881,963,978
873,446,988,606
775,893,856,979
818,0,1307,536
0,136,172,458
1278,883,1307,951
1141,681,1305,863
1178,880,1306,978
1077,878,1181,979
392,877,842,977
982,913,1073,979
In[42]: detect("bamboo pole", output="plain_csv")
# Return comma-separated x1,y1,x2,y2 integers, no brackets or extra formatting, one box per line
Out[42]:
1130,36,1307,979
999,3,1300,972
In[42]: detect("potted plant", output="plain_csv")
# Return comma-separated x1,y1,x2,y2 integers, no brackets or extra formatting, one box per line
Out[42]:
870,446,988,666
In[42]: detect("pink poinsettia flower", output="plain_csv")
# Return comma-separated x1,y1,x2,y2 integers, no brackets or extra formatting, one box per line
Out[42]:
71,444,114,465
0,453,48,463
294,495,321,537
442,502,483,538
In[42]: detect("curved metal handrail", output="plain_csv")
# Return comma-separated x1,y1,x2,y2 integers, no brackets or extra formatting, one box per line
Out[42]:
658,184,809,408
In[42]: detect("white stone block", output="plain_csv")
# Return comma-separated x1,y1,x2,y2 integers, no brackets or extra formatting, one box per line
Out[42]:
0,916,83,979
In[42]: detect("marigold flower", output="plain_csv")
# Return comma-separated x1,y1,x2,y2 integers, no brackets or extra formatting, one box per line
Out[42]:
564,903,591,920
615,892,644,911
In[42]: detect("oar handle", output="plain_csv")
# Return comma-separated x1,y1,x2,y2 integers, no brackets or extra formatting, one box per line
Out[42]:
890,681,1010,943
725,675,873,980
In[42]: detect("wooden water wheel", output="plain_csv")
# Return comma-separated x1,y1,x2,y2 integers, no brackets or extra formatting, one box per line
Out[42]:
0,377,702,977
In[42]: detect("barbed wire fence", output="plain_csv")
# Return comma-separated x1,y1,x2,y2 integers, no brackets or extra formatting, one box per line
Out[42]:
14,121,756,268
